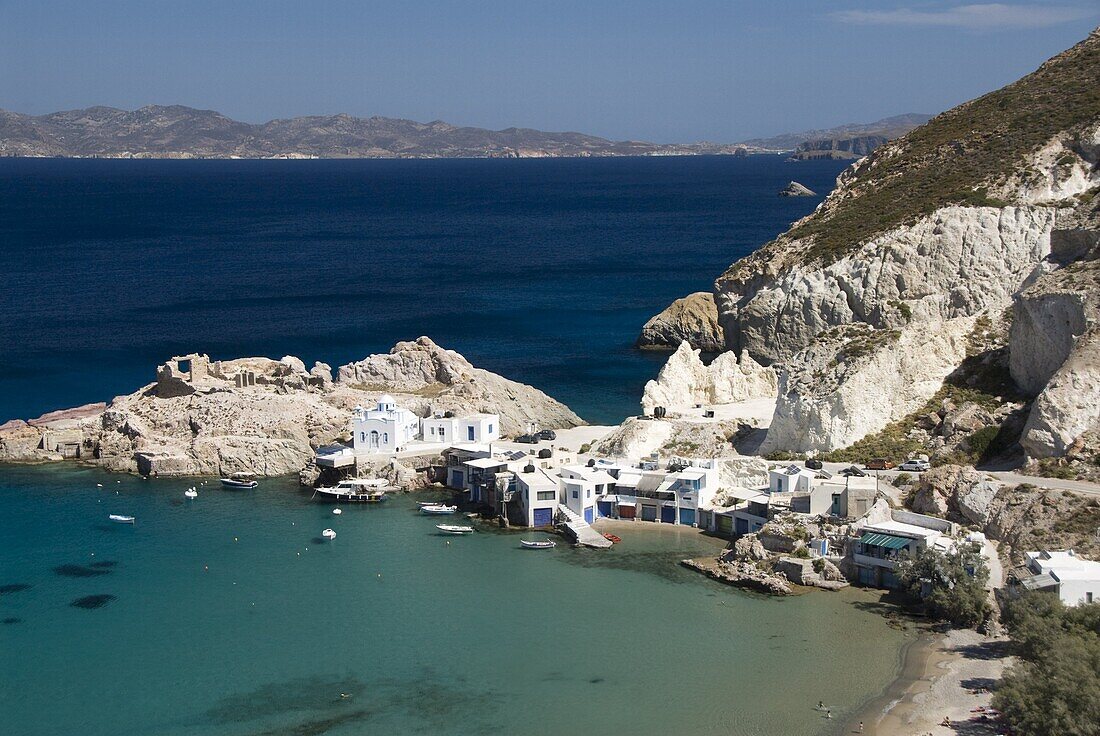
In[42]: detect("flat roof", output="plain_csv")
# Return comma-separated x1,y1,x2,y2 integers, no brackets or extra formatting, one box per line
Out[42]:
464,457,506,469
864,520,940,540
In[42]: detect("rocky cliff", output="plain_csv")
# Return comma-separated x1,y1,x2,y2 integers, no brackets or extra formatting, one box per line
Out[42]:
1010,231,1100,459
643,28,1100,455
636,292,724,352
0,337,582,477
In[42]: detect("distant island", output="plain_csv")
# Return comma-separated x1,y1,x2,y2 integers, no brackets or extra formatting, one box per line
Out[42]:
0,105,930,159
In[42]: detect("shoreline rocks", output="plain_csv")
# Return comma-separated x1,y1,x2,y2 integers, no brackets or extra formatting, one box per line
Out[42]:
0,337,584,478
680,557,793,596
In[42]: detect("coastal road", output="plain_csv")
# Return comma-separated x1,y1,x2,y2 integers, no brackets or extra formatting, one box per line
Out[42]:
814,461,1100,497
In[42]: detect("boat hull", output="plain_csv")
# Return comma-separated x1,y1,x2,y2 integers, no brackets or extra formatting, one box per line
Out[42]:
220,479,258,489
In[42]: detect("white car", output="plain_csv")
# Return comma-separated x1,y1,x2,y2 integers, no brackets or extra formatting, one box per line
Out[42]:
898,459,930,472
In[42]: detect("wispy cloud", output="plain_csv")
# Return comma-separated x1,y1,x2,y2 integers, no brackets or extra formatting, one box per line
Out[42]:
832,3,1097,30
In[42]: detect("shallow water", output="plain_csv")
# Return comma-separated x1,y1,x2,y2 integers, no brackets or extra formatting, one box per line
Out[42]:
0,465,911,736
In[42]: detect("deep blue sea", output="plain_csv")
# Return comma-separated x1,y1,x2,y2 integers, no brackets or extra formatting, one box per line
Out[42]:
0,155,845,425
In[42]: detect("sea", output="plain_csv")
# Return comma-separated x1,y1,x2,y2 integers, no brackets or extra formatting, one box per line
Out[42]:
0,156,913,736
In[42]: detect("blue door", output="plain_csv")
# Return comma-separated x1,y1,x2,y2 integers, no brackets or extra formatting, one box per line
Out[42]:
679,508,696,526
660,506,676,524
584,507,594,524
597,501,613,518
467,426,475,441
533,507,554,527
735,517,749,534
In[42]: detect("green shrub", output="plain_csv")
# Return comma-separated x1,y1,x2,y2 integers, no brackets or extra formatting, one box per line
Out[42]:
895,546,991,628
893,472,913,488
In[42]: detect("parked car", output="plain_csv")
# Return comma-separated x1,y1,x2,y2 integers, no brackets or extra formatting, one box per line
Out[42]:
537,429,557,441
804,458,823,470
898,459,931,472
865,458,896,470
515,434,539,444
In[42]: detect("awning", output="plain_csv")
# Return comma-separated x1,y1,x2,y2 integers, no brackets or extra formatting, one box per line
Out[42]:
859,532,911,550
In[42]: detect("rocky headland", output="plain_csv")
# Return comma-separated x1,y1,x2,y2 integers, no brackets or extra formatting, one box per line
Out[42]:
640,28,1100,468
0,337,582,478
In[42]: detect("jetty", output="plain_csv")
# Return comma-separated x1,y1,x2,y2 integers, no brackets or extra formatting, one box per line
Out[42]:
555,505,613,548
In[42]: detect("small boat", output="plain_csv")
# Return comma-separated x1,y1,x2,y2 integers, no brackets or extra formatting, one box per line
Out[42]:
108,514,135,524
332,508,342,515
436,524,474,535
314,479,389,503
521,539,556,549
420,504,458,515
322,528,337,540
184,489,198,499
602,533,621,544
220,472,258,489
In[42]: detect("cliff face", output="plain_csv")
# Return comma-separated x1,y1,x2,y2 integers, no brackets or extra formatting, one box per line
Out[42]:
0,338,582,477
642,28,1100,455
1010,232,1100,458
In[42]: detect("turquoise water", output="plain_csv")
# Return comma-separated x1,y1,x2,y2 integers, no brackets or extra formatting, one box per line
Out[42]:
0,465,910,736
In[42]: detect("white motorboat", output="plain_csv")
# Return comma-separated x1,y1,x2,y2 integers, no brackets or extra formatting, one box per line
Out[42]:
220,472,258,489
419,504,457,515
436,524,474,535
184,489,198,499
520,539,556,549
313,479,389,503
332,508,342,515
322,528,337,540
109,514,135,524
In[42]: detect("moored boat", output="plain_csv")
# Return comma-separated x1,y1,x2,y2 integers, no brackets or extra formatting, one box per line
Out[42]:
220,472,258,489
314,479,390,503
108,514,135,524
419,504,458,515
322,528,337,540
184,489,198,499
520,539,556,549
436,524,474,535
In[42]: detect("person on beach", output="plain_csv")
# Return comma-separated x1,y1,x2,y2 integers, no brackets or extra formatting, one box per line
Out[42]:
858,721,864,732
818,701,825,710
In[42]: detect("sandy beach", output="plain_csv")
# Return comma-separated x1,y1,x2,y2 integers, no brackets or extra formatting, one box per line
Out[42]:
848,627,1012,736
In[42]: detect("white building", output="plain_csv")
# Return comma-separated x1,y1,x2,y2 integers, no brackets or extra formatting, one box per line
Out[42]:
514,463,561,527
352,395,419,454
421,413,499,445
853,514,954,589
768,464,828,493
560,464,616,524
596,459,719,527
1023,550,1100,606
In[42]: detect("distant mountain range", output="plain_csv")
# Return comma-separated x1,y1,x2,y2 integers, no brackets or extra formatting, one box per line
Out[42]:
0,105,932,159
736,113,934,153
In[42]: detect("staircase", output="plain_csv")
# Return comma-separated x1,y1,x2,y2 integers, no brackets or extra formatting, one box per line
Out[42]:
556,505,613,548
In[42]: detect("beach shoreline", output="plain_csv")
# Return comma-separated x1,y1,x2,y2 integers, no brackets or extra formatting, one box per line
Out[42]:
845,626,1011,736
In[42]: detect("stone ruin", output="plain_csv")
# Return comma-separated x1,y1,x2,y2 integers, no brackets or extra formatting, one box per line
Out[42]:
154,353,330,398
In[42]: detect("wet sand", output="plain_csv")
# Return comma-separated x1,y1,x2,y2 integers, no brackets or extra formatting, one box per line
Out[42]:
847,628,1011,736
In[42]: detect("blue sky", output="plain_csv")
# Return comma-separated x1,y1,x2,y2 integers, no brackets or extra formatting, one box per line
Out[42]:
1,1,1096,142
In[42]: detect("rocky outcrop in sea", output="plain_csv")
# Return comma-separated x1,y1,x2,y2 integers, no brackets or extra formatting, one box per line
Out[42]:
0,337,583,477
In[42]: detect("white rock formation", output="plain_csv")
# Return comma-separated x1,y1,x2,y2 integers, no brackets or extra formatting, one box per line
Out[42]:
716,205,1056,366
589,417,673,460
641,341,777,415
760,319,974,453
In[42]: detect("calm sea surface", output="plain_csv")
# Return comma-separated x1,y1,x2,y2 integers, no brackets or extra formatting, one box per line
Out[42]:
0,155,844,425
0,157,913,736
0,466,910,736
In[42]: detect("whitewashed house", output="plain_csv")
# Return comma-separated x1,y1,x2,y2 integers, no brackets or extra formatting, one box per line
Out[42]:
421,413,500,445
560,464,616,524
352,395,419,454
514,463,561,527
1023,550,1100,606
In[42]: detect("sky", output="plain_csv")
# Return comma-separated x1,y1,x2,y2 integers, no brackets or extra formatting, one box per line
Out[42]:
0,1,1096,142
